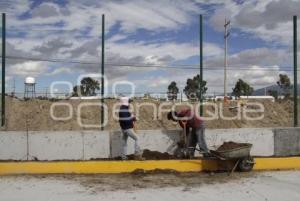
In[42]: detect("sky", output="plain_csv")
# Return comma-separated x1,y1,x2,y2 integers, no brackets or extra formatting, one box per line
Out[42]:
0,0,299,96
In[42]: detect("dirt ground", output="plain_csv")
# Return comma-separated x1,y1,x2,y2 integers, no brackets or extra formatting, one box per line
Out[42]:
3,96,297,131
73,172,257,192
2,171,255,192
1,171,299,201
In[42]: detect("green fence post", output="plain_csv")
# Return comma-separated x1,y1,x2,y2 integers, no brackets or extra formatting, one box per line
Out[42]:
1,13,6,127
199,14,203,117
293,15,298,127
101,14,105,130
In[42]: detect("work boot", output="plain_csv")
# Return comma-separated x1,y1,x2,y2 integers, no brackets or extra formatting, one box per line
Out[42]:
121,156,128,160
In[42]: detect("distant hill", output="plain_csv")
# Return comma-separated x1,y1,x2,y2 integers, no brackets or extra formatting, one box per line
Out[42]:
253,84,300,96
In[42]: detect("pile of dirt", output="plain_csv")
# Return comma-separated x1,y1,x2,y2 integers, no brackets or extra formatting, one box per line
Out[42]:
216,141,251,152
142,149,176,160
112,149,176,160
131,168,179,175
3,96,298,131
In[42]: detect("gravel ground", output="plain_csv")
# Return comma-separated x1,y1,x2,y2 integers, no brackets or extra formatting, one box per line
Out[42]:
0,171,299,201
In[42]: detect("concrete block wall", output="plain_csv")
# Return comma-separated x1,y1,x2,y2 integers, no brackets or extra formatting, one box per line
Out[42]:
274,128,300,156
111,130,181,157
0,131,110,161
83,131,110,160
0,132,27,160
0,128,299,160
29,131,84,160
110,128,274,157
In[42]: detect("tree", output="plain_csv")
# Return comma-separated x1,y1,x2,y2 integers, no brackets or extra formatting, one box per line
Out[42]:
183,74,207,100
72,77,100,96
167,81,179,100
72,85,84,97
143,93,150,99
277,74,292,98
232,79,253,98
268,90,278,100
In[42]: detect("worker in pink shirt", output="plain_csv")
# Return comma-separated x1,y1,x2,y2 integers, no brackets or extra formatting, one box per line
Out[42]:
167,109,210,157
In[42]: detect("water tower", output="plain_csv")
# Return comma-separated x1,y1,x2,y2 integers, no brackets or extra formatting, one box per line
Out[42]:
24,77,36,99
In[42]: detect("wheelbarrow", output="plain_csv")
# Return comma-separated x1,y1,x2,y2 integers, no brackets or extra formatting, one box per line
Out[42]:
210,143,255,173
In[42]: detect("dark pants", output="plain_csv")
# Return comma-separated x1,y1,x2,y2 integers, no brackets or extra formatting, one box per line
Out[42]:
187,124,209,156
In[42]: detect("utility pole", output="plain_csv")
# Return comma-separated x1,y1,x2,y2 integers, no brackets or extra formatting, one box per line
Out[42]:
1,13,6,127
101,14,105,130
224,19,230,99
293,15,298,127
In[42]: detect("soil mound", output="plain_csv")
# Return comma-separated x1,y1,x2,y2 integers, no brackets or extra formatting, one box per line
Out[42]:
142,149,175,160
131,168,179,175
3,97,298,130
216,141,250,152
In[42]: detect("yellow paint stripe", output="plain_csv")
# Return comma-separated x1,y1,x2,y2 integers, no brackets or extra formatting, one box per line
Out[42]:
254,157,300,170
0,160,212,175
0,157,299,175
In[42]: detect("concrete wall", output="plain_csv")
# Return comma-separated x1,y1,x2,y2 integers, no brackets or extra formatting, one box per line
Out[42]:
0,131,110,161
274,128,300,156
83,131,110,160
29,131,83,160
0,131,27,160
110,128,274,157
0,127,299,160
111,130,181,158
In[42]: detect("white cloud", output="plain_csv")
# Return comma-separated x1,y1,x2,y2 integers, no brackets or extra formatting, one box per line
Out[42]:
47,67,72,76
100,0,200,33
107,40,223,61
4,0,201,35
205,47,291,68
203,65,290,94
209,0,299,45
231,65,285,86
9,61,49,76
31,2,62,18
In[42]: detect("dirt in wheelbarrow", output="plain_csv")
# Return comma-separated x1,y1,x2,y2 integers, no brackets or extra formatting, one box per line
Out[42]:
216,141,250,152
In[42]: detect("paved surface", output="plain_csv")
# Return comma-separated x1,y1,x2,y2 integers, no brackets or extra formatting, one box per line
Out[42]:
0,171,299,201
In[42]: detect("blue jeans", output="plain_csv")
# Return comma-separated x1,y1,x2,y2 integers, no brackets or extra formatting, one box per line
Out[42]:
187,124,209,156
121,129,141,159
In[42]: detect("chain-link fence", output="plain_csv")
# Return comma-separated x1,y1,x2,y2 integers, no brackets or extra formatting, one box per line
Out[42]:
0,11,300,129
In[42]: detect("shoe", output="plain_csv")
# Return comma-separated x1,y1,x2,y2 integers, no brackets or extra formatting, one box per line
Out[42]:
122,156,128,160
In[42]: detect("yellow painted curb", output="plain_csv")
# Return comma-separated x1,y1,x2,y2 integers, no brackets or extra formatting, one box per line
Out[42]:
254,157,300,170
0,160,216,175
0,157,299,175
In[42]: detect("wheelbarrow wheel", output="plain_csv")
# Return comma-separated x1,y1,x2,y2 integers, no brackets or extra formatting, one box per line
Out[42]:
237,157,255,172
